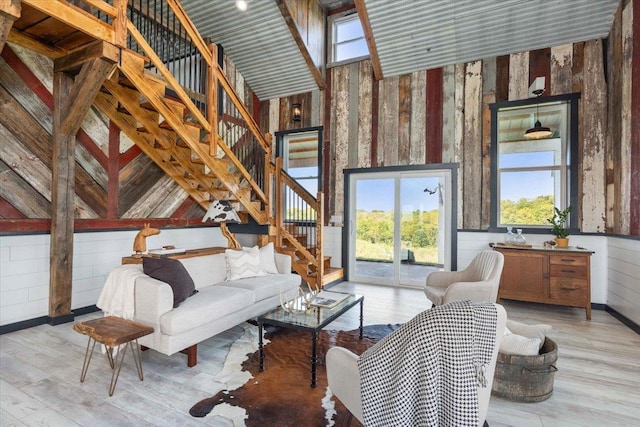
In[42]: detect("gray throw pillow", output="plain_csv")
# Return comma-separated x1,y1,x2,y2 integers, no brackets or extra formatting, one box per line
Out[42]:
143,257,197,308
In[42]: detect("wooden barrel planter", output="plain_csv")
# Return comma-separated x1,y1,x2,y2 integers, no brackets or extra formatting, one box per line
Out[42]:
492,337,558,402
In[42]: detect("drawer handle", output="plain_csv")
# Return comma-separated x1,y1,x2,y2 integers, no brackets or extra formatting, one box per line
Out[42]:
561,269,575,273
560,258,576,262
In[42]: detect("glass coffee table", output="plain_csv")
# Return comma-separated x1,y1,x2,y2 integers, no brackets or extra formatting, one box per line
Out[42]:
257,292,364,387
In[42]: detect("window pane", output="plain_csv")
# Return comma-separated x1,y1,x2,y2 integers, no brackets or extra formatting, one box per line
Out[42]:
336,18,364,42
499,170,558,225
499,139,562,167
336,39,368,61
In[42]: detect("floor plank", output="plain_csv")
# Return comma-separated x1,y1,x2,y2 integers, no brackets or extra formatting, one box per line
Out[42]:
0,282,638,426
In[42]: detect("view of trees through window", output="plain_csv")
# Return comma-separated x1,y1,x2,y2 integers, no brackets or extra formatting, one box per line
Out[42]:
355,209,440,265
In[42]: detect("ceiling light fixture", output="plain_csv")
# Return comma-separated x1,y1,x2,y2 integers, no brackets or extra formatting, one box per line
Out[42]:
236,0,248,12
525,89,552,139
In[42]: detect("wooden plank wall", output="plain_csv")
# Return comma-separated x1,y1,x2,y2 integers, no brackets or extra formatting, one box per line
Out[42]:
0,42,205,232
283,0,324,71
254,4,636,235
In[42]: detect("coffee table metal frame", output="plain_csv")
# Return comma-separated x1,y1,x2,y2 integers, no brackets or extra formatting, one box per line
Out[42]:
257,293,364,387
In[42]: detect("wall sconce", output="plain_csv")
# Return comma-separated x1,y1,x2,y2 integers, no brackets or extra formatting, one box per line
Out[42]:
292,103,302,122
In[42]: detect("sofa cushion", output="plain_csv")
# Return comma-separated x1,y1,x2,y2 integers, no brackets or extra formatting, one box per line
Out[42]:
225,247,268,280
142,257,197,308
159,285,255,336
179,254,227,290
257,243,279,274
224,273,301,302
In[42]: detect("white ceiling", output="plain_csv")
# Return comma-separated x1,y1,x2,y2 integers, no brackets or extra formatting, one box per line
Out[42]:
181,0,621,99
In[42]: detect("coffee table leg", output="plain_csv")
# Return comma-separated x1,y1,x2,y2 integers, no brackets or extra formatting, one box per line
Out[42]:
258,321,264,371
311,331,317,388
359,299,364,339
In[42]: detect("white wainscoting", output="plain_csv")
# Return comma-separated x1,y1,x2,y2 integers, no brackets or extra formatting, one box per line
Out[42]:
607,237,640,325
0,227,226,326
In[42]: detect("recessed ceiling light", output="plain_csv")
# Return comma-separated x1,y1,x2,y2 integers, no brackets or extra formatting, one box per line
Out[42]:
236,0,248,11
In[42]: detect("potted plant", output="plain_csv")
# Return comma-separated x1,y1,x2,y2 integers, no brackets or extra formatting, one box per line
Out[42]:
547,206,572,248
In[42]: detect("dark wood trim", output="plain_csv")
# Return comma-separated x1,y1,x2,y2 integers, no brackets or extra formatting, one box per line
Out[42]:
77,128,108,169
1,45,52,108
605,305,640,336
119,145,142,168
0,197,25,218
425,68,443,163
171,197,196,218
0,218,219,234
326,3,356,16
323,66,332,225
48,313,74,326
495,55,510,103
354,0,382,80
529,47,551,91
631,0,640,235
370,74,379,167
107,121,120,218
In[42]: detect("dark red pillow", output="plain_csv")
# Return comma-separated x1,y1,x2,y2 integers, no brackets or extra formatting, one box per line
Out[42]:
143,257,197,308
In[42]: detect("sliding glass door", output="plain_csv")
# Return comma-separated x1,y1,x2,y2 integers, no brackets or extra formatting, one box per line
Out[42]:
346,166,456,288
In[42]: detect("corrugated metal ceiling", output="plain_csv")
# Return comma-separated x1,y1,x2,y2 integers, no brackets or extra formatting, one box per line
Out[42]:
179,0,620,100
364,0,621,77
181,0,319,100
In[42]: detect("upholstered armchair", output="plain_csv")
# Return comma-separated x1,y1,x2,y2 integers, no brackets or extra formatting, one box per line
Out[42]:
424,250,504,305
327,303,507,426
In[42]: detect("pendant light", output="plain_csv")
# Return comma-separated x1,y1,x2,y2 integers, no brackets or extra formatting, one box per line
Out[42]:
525,89,552,139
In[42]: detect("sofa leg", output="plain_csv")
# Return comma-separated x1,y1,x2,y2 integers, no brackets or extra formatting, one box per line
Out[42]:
181,344,197,367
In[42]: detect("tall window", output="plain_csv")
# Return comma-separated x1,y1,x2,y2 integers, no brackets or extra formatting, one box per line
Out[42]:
490,94,579,230
328,12,368,65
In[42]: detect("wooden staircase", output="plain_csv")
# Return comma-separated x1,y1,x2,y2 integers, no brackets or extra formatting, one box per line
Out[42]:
1,0,343,287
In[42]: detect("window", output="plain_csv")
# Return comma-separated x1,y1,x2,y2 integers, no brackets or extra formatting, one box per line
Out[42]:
328,12,369,66
490,94,579,230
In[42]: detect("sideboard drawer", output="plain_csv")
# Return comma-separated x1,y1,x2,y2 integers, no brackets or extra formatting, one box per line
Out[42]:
550,278,588,302
549,255,588,267
550,265,587,278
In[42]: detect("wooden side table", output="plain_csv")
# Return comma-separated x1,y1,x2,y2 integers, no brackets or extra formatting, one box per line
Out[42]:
73,316,154,396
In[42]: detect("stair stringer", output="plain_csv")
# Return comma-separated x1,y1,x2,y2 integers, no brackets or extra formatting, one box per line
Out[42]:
116,52,268,224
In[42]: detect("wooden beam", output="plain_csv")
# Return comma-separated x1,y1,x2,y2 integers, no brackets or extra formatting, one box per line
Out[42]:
425,68,443,163
48,51,116,322
49,70,76,322
275,0,326,90
354,0,382,80
54,40,119,74
7,28,68,58
55,55,118,135
0,0,20,52
0,196,26,219
631,0,640,236
107,120,119,218
23,0,114,44
0,218,218,233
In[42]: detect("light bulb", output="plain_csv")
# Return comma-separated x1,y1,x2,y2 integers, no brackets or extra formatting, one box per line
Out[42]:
236,0,248,11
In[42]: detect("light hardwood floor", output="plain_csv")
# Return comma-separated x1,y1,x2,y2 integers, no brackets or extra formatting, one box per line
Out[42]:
1,282,639,426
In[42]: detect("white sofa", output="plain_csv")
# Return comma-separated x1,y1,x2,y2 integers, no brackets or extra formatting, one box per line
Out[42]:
133,251,301,366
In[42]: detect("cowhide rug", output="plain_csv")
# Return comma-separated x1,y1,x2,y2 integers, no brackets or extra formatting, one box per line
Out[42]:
190,323,397,426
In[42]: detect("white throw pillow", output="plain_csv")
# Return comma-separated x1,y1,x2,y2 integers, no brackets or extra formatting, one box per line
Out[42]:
506,320,552,350
500,334,541,356
225,247,267,281
257,242,279,275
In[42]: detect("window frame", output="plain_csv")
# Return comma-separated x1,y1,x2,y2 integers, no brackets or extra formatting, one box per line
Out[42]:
489,93,580,233
327,10,369,67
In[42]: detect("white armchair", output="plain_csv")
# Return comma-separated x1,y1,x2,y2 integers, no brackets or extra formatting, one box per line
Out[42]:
425,250,504,305
327,303,507,426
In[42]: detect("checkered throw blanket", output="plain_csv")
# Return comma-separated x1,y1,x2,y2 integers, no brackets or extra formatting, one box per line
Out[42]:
357,301,497,427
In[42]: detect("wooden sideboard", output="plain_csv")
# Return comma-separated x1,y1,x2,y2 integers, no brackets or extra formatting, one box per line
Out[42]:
122,247,226,265
494,246,594,320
